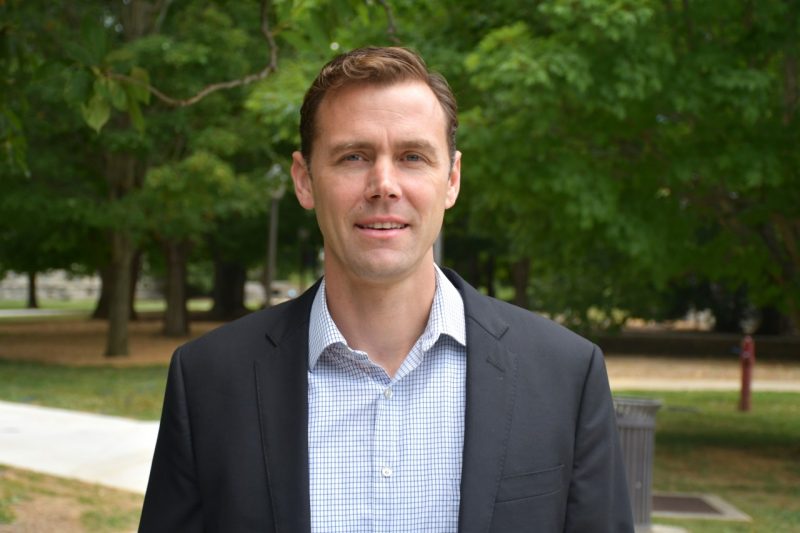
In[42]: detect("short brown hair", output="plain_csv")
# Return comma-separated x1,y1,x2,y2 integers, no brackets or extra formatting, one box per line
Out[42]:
299,46,458,164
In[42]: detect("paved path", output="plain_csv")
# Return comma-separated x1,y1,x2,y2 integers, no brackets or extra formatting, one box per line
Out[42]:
611,378,800,392
0,400,158,494
0,377,798,498
0,309,84,318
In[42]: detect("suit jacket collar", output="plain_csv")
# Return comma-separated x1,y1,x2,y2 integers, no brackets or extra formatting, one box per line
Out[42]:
256,281,318,533
444,269,519,533
255,272,518,533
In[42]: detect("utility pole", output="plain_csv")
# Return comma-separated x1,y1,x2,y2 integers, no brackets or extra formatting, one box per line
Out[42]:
263,164,286,308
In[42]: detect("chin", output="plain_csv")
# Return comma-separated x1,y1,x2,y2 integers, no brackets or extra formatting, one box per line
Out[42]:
348,257,419,284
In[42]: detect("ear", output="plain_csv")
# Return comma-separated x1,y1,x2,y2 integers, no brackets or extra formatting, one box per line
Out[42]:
291,151,315,210
444,150,461,209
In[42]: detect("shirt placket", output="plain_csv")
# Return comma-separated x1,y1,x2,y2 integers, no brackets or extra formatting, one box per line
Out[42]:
373,373,398,533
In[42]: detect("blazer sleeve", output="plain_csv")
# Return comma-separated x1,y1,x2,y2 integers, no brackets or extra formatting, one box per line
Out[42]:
139,349,204,532
564,345,634,532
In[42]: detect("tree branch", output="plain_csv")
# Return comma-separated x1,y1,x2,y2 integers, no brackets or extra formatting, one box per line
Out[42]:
110,0,278,108
376,0,401,44
153,0,174,34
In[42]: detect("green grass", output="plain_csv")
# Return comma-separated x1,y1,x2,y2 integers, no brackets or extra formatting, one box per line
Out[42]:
0,492,14,524
0,360,167,420
0,299,96,311
81,505,143,532
0,465,142,531
623,390,800,532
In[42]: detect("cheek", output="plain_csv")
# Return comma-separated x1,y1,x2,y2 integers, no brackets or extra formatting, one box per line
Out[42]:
314,189,354,227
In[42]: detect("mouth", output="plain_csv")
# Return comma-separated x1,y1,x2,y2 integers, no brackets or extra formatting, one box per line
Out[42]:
356,222,409,230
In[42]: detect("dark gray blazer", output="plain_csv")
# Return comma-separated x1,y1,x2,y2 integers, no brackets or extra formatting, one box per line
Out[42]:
139,269,633,532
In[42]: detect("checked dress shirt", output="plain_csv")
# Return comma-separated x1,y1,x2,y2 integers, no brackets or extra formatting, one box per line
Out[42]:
307,265,467,532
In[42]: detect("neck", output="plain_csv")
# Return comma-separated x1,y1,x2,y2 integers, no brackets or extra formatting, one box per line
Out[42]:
324,263,437,377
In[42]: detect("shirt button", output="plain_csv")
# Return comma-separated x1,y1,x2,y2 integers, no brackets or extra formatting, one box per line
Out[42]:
381,466,392,478
383,388,393,399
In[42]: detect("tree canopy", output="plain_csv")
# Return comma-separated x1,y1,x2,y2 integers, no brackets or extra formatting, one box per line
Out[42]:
2,0,798,349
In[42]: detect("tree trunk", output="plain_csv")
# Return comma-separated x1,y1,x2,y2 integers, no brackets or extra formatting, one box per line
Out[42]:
511,257,531,309
103,147,145,356
129,249,142,320
210,258,248,320
105,231,134,356
163,240,190,337
93,252,140,320
25,271,39,309
93,265,111,319
99,0,160,355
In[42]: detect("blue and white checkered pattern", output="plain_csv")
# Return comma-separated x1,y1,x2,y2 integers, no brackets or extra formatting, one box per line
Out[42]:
307,266,467,533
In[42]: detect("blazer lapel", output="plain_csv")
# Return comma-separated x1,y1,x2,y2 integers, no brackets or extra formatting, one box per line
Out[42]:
253,272,517,533
445,270,519,533
254,283,319,533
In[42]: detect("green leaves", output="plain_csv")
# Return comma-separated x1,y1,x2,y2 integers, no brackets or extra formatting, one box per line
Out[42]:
73,68,151,133
447,0,800,328
63,17,110,67
80,91,110,132
127,67,151,104
140,151,267,242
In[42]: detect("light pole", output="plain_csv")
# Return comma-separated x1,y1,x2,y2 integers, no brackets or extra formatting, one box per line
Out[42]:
263,164,286,308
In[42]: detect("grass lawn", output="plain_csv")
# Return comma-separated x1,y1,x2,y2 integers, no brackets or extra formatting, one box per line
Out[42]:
0,360,168,420
626,390,800,532
0,362,798,531
0,299,98,311
0,464,143,532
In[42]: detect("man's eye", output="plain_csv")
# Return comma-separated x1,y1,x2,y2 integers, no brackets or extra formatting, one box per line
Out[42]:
403,153,423,162
343,154,364,162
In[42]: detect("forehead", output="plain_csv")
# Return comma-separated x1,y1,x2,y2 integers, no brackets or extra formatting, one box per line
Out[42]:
314,81,448,149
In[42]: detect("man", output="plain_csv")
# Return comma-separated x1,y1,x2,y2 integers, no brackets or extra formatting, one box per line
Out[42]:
139,46,633,532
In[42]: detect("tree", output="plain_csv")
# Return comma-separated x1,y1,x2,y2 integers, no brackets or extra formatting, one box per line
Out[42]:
140,151,268,335
6,0,797,344
413,0,799,333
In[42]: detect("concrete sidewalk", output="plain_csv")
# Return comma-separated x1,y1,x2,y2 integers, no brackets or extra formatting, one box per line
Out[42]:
0,309,84,318
611,378,800,392
0,400,158,494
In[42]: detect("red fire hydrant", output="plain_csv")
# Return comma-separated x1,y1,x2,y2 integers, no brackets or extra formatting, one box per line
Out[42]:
739,335,756,412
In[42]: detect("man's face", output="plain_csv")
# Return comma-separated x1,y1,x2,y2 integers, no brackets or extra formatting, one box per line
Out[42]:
291,81,461,286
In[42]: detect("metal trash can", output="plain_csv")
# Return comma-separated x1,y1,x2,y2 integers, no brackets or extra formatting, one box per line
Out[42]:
613,396,662,532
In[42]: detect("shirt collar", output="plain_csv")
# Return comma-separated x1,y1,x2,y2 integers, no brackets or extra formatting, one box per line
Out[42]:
308,265,466,371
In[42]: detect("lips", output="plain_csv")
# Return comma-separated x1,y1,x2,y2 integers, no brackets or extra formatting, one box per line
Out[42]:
357,221,408,230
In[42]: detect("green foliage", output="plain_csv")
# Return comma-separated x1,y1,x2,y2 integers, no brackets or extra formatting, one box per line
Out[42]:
430,0,800,329
141,151,268,242
0,361,167,420
3,0,799,333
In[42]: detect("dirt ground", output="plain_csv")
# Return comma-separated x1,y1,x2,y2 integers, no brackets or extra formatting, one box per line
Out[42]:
605,354,800,382
0,466,142,533
1,316,799,382
0,317,221,366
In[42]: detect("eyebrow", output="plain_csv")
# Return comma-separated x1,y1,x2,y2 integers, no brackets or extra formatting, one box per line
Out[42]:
328,141,373,156
328,139,439,158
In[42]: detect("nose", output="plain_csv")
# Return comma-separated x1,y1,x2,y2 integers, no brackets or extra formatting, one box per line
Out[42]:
365,157,401,201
